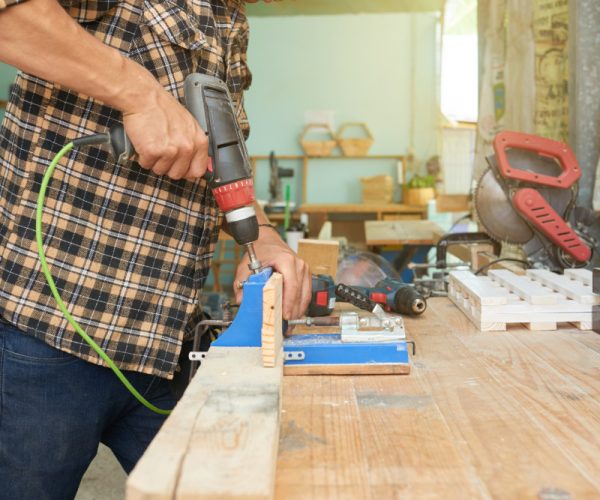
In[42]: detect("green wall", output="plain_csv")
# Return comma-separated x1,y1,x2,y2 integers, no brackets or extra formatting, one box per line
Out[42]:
0,63,17,122
245,13,439,205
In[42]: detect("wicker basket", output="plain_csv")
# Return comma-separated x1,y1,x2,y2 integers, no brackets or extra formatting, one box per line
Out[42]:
300,124,337,156
337,122,374,157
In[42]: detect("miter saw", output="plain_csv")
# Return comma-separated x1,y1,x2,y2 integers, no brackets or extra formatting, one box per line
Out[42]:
475,131,596,270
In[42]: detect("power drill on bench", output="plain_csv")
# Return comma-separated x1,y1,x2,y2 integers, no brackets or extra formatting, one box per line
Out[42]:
336,277,427,316
109,73,262,273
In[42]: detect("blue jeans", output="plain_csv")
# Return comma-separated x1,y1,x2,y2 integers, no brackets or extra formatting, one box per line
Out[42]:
0,321,177,500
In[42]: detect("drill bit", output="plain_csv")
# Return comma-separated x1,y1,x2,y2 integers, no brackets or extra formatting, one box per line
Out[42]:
245,242,262,274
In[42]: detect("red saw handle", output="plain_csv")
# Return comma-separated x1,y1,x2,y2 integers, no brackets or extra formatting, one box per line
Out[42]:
512,188,591,263
494,131,581,188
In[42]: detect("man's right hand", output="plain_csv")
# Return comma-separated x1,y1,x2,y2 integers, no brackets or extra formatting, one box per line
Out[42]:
123,90,209,181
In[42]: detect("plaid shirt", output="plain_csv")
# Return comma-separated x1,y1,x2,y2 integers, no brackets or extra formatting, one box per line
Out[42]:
0,0,251,378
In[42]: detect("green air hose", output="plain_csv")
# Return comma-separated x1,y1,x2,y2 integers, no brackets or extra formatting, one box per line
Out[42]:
36,141,172,415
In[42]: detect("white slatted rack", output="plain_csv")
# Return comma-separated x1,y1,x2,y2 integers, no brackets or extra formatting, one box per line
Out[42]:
449,269,595,331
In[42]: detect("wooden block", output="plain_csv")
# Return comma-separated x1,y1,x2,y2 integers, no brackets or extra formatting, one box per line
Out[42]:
527,269,600,305
262,273,283,368
488,269,558,305
126,347,283,500
297,239,339,277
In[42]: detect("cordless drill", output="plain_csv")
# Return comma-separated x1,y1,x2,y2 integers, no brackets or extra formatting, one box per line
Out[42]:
109,74,262,273
336,277,427,316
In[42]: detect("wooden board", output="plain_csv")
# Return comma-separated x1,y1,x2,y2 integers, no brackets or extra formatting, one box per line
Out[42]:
127,347,283,500
297,239,339,277
262,273,283,368
276,299,600,498
364,220,443,246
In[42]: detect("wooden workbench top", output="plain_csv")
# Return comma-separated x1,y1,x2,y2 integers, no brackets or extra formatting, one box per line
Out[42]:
276,298,600,499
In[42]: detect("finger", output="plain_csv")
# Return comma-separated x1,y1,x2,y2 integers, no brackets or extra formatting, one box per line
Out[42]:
165,140,195,180
298,265,312,318
233,280,244,304
185,147,209,180
281,264,299,320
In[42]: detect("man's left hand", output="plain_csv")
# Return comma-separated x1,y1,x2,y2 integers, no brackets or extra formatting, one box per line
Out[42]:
233,227,311,320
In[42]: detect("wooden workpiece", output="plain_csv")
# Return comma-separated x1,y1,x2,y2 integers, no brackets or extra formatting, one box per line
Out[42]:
297,239,340,277
277,298,600,498
127,279,284,499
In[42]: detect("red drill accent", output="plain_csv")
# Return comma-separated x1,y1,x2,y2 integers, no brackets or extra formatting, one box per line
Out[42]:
370,292,388,305
512,188,591,262
315,291,328,307
212,178,255,212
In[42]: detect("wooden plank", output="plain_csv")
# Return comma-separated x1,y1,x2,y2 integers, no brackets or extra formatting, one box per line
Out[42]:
564,268,593,286
262,273,283,368
276,377,372,499
284,363,410,376
477,251,528,275
364,220,443,246
127,347,283,500
527,269,599,304
488,269,558,304
297,239,339,277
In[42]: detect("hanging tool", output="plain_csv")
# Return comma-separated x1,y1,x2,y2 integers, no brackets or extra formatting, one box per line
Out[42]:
110,74,262,273
335,277,427,316
474,131,594,269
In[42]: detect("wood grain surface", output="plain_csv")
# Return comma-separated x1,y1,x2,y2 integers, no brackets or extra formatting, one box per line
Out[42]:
276,298,600,499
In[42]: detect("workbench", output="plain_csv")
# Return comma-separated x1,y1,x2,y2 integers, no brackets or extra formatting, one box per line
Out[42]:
276,298,600,498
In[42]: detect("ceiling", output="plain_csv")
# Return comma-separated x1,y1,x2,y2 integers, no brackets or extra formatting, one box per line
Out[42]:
246,0,445,17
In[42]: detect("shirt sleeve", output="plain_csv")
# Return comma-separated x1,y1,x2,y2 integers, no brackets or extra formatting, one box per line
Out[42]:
0,0,29,10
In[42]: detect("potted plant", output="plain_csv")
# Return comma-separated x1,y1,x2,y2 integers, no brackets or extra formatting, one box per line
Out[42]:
403,174,436,206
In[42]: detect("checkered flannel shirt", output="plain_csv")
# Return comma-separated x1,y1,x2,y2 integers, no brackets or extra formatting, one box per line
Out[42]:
0,0,252,378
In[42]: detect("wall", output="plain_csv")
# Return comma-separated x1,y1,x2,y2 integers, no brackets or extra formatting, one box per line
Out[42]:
245,13,439,206
0,63,17,122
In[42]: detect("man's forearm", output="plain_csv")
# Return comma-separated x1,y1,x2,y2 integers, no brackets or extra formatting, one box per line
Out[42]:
0,0,160,115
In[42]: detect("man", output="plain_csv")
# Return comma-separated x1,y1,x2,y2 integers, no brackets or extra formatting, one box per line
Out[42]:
0,0,310,498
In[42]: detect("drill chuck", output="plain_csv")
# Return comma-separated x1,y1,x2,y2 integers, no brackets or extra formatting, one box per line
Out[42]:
393,286,427,316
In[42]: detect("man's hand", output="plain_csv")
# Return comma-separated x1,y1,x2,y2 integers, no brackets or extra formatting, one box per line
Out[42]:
233,227,311,320
123,91,209,180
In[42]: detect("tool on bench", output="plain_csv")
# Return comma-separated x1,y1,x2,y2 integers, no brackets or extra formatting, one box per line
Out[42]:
474,131,595,269
110,74,262,273
335,277,427,316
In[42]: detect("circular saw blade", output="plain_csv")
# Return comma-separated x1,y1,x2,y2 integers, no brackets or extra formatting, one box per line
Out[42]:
474,169,533,244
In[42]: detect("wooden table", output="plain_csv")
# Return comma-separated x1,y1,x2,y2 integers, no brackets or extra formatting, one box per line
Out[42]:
276,298,600,498
365,220,443,246
300,203,427,243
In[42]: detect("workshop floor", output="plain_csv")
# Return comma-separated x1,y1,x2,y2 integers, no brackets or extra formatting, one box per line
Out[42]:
76,445,126,500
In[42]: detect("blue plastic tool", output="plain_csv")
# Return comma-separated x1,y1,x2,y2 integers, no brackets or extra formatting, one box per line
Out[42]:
211,267,410,373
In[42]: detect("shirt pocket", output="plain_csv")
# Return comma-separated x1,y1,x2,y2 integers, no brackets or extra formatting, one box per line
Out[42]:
142,0,209,51
139,0,226,88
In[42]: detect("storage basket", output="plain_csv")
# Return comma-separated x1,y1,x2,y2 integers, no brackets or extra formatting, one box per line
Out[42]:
337,122,374,157
300,124,337,156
